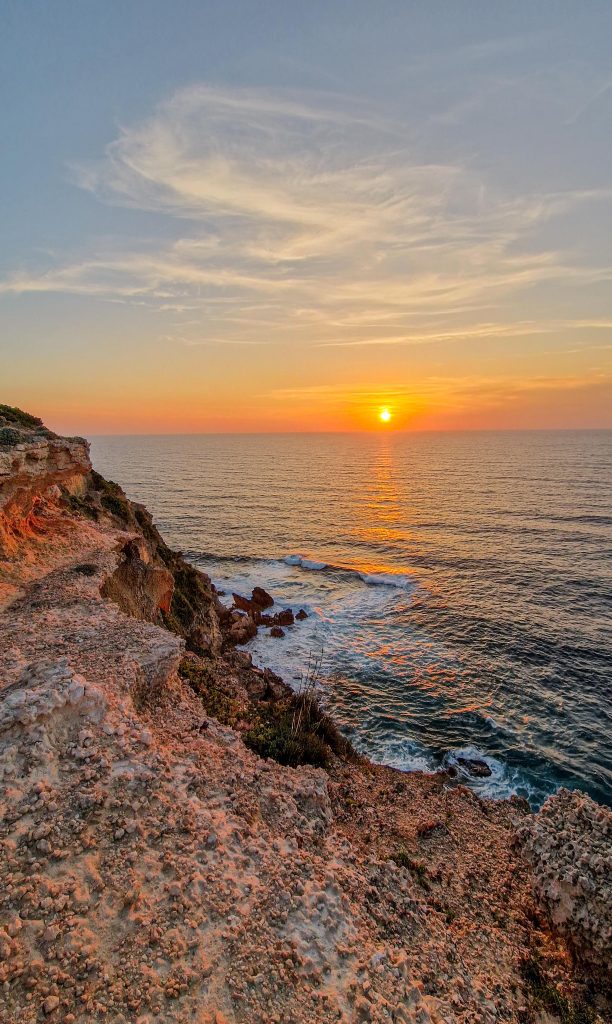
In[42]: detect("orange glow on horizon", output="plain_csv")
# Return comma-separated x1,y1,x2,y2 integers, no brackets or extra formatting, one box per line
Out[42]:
12,369,612,437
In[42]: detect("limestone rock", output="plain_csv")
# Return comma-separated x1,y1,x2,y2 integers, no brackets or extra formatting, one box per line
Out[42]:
518,788,612,984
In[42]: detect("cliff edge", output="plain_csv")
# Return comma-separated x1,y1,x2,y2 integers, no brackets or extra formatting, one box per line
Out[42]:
0,407,608,1024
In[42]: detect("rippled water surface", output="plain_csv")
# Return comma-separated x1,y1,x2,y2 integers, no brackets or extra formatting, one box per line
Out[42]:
90,431,612,806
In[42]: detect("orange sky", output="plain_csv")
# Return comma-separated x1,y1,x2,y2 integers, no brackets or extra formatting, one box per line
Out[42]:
2,16,612,433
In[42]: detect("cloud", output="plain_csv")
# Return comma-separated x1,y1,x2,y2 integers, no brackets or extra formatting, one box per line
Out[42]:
2,84,612,357
264,369,612,411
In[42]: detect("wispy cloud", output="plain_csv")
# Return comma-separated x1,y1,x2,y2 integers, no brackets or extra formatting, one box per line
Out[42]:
2,84,612,358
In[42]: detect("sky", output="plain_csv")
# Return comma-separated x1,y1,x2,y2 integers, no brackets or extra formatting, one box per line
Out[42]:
1,1,612,434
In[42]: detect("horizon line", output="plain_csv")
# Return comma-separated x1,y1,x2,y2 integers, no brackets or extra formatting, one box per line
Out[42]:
82,426,612,438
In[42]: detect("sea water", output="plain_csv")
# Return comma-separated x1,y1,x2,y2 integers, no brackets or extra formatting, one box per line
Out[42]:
90,430,612,807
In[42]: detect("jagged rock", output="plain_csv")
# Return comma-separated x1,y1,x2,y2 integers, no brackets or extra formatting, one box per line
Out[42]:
0,408,90,556
252,586,274,609
296,609,308,620
275,609,294,627
232,592,255,614
518,788,612,985
229,615,257,645
270,626,285,638
101,538,174,621
455,757,492,778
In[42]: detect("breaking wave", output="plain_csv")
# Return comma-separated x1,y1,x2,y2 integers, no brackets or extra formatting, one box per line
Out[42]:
283,554,415,590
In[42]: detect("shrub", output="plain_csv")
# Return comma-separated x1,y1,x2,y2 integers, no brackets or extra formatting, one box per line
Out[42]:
244,712,331,769
521,956,596,1024
90,471,131,523
244,677,355,769
178,658,241,727
181,647,356,770
0,427,22,447
0,404,45,430
64,491,98,521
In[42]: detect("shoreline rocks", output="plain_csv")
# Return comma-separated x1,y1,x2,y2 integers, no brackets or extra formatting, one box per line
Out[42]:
229,589,300,644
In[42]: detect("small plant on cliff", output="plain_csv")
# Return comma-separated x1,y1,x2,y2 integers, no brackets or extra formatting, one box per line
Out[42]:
391,849,429,886
90,470,131,523
0,427,22,447
63,489,98,520
0,404,57,444
178,658,242,726
244,651,355,769
0,404,46,430
521,956,596,1024
164,563,213,644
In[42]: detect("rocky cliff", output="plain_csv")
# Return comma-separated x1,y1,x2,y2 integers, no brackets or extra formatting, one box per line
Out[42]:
0,407,608,1024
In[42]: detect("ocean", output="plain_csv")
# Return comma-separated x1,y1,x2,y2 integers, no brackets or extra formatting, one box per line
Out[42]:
90,430,612,808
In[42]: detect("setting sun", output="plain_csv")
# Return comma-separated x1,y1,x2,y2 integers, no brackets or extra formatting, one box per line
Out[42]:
379,407,392,424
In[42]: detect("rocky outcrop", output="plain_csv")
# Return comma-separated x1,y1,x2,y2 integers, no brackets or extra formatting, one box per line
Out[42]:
519,788,612,986
0,405,90,555
230,591,297,636
100,538,175,622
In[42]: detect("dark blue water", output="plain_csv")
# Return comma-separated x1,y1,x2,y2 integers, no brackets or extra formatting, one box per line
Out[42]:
90,431,612,807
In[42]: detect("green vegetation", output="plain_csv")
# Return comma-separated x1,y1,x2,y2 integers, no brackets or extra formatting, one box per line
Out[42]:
90,470,132,523
63,490,98,520
521,956,596,1024
246,653,355,769
178,658,242,726
244,683,355,769
164,564,212,641
0,405,56,446
0,404,46,430
180,655,355,769
392,849,428,883
0,427,23,447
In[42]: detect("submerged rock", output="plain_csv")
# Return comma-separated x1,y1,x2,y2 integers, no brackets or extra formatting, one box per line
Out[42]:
455,756,492,778
252,586,274,609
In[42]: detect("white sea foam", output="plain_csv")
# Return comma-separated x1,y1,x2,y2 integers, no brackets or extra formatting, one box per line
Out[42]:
352,734,436,774
283,554,328,570
359,571,414,589
443,745,536,802
284,554,414,590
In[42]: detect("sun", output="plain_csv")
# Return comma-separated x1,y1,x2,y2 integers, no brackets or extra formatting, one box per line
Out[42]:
378,407,392,424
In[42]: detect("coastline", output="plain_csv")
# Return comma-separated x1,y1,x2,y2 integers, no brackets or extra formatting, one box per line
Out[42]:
1,406,610,1023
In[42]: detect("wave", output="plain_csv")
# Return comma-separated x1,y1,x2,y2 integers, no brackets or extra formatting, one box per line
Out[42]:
441,745,540,803
283,554,415,590
189,548,417,592
187,549,275,568
283,554,327,571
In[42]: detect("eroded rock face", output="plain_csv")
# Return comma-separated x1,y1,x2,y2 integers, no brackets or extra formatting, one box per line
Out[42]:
0,435,90,511
519,788,612,984
100,538,175,623
0,407,91,554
